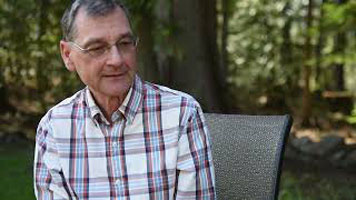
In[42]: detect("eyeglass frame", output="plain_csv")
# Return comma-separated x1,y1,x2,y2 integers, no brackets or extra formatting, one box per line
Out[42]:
68,35,139,58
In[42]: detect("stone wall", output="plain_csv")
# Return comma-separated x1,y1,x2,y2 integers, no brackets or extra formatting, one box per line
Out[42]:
285,135,356,168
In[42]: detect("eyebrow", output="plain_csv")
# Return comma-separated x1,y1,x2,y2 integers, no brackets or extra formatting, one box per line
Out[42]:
82,32,133,48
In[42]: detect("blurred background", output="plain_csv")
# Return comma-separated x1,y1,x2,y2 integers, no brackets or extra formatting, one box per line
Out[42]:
0,0,355,199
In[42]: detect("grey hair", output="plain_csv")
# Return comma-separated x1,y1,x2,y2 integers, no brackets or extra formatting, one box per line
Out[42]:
61,0,131,41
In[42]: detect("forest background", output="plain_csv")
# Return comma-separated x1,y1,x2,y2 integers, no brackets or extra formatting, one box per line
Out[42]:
0,0,355,199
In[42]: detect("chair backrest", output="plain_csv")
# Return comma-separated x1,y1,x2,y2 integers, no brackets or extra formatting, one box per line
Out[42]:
204,114,292,200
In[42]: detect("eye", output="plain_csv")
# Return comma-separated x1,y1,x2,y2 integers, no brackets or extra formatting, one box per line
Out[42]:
88,44,105,50
119,40,133,46
88,46,107,56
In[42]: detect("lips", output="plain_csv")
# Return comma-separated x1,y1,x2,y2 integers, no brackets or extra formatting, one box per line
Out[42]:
104,74,122,77
102,72,126,78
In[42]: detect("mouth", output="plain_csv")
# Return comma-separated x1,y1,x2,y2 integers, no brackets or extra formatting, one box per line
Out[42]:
103,73,126,78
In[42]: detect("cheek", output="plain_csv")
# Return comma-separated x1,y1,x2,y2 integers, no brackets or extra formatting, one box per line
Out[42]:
76,61,102,82
75,68,91,85
127,54,138,70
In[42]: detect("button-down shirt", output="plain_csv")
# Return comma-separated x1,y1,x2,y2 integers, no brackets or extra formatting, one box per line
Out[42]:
34,75,216,200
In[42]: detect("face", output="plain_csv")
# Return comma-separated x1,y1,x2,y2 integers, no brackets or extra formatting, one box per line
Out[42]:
60,7,137,99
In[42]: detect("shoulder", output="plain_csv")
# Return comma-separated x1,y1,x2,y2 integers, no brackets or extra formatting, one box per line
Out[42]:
143,81,200,108
142,81,204,124
37,89,85,128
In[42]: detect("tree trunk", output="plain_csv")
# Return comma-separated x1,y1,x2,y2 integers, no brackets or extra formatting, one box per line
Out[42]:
154,0,174,85
37,0,50,110
171,0,225,112
220,0,229,83
332,0,347,91
218,0,233,112
301,0,314,127
315,0,326,88
280,2,294,90
0,59,15,113
136,1,160,83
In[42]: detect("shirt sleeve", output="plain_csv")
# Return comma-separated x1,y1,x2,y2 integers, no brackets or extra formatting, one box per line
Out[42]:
34,117,72,200
175,105,216,200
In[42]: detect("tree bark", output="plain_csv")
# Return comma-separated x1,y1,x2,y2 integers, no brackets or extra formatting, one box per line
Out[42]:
136,1,160,83
0,59,15,113
332,0,347,91
315,0,327,88
154,0,174,85
220,0,229,83
171,0,225,112
37,0,50,110
280,2,294,89
301,0,314,127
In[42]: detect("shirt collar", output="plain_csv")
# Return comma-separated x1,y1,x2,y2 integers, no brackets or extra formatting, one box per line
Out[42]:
86,87,108,124
85,75,143,124
118,75,143,124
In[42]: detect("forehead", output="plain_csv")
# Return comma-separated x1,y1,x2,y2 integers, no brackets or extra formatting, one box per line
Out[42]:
74,7,132,43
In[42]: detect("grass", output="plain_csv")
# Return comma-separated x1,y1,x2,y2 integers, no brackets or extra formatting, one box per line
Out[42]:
0,142,34,200
279,170,356,200
1,142,355,200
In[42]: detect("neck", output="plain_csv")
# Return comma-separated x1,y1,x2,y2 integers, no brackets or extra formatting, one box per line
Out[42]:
89,89,128,122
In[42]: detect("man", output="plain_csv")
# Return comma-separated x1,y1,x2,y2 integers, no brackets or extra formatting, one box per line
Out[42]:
33,0,216,199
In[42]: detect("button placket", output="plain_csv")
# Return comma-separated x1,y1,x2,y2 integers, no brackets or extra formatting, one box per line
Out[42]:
111,121,124,189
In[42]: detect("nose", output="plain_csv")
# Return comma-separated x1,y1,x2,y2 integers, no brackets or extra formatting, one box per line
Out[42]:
106,45,124,67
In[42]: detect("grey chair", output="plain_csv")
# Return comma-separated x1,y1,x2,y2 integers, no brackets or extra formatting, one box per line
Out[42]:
204,114,292,200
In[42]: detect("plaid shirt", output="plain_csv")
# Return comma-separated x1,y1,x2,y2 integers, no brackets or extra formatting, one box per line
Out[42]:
34,75,216,200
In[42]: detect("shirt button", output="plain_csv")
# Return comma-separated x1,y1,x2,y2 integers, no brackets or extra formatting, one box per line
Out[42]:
115,178,121,185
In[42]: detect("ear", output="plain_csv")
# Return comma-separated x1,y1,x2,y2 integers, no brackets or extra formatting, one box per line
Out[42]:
60,40,76,71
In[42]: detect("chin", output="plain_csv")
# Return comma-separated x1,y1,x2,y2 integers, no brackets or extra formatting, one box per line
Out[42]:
96,73,135,96
103,82,131,97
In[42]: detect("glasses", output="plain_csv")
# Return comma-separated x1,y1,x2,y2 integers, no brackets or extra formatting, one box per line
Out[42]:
69,36,138,58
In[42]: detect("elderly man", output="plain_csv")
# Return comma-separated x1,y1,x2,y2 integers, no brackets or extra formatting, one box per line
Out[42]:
33,0,215,199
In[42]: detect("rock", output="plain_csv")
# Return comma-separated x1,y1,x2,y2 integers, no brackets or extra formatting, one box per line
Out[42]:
329,150,347,161
290,137,311,147
290,137,320,156
290,136,344,157
286,135,356,168
345,150,356,164
316,136,344,156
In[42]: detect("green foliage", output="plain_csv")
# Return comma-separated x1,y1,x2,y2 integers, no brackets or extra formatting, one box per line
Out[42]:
226,0,356,113
0,0,80,113
323,1,356,32
0,0,174,115
0,0,355,117
321,1,356,67
227,0,303,112
279,171,356,200
346,105,356,124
